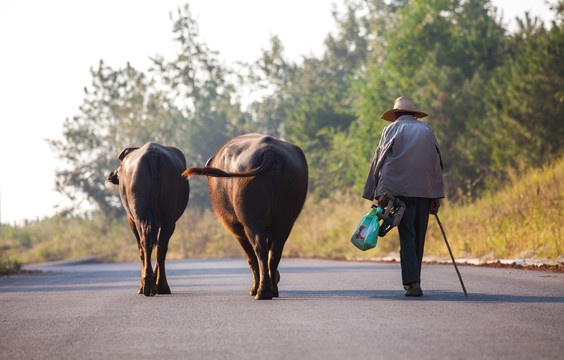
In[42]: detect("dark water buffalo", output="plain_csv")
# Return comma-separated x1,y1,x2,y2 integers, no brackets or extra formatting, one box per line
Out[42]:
183,134,308,300
108,142,189,296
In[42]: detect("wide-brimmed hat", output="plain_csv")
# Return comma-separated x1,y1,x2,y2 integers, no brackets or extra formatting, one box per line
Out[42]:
381,96,428,121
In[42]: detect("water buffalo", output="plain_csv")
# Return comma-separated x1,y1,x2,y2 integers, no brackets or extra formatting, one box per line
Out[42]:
108,142,189,296
183,134,308,299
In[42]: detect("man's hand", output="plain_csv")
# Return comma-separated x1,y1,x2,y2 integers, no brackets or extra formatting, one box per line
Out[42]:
377,195,388,208
430,198,440,214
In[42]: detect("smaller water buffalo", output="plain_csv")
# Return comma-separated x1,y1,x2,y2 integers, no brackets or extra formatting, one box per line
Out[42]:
108,142,189,296
183,134,308,300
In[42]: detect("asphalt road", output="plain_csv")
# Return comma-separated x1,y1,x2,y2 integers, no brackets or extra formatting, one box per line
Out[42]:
1,258,563,360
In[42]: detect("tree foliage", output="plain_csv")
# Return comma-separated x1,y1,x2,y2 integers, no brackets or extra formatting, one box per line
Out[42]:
50,4,257,213
49,61,165,217
51,0,564,217
485,15,564,174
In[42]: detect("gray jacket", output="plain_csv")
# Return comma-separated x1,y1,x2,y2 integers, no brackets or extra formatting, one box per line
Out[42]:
362,115,444,200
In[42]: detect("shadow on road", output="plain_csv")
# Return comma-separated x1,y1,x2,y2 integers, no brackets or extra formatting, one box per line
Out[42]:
280,289,564,303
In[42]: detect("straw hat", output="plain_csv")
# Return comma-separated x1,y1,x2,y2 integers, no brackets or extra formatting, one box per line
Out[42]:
381,96,428,122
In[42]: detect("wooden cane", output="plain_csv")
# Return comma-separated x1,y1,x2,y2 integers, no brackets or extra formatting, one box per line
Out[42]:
435,214,468,297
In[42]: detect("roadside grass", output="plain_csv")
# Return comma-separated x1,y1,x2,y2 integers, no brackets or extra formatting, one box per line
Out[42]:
1,156,562,270
285,192,401,261
0,207,241,267
288,156,563,263
0,215,134,264
425,156,563,261
168,208,244,260
285,155,564,262
0,253,21,275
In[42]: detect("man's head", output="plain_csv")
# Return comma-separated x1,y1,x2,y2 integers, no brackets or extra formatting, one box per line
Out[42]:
381,96,428,122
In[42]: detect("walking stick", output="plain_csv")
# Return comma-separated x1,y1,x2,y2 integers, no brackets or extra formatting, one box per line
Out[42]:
434,214,468,297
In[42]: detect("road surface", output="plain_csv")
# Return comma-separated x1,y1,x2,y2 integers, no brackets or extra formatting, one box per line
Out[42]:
1,258,563,359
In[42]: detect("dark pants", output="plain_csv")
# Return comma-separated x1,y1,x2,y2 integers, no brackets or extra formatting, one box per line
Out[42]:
397,197,431,286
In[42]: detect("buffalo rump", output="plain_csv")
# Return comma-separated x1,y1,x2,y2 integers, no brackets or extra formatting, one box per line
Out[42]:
108,142,189,296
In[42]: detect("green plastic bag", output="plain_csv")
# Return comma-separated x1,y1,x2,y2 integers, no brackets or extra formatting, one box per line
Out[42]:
351,207,383,251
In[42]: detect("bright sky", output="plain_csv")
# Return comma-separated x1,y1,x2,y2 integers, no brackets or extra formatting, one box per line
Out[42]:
0,0,556,224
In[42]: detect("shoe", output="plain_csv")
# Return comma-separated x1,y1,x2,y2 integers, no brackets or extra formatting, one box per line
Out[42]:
404,283,423,297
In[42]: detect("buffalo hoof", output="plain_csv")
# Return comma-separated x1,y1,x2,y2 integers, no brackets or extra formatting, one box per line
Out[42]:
250,283,258,296
142,285,157,297
255,288,274,300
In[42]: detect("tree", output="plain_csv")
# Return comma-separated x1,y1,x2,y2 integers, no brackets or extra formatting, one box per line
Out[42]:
49,61,176,217
245,35,299,139
50,4,253,214
247,0,376,197
481,11,564,177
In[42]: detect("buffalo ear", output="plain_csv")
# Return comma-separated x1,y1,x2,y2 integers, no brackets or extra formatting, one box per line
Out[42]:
117,147,139,160
107,170,119,185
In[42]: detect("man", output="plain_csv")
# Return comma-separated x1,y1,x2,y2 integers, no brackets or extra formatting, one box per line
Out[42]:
362,96,444,297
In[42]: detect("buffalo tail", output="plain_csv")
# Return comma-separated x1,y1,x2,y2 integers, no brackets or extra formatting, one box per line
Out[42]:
182,151,274,179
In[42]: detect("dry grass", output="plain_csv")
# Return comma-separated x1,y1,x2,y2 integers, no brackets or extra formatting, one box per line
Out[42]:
0,209,241,266
285,192,401,261
168,208,244,260
1,156,562,267
288,156,563,262
425,156,563,261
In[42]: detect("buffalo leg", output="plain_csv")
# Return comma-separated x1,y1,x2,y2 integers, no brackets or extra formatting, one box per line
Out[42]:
247,229,274,300
139,223,157,296
268,241,285,298
231,225,259,296
268,228,290,298
154,223,175,295
128,217,145,295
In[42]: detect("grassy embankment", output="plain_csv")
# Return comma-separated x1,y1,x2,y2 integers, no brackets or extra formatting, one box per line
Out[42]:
288,155,563,262
1,156,562,271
